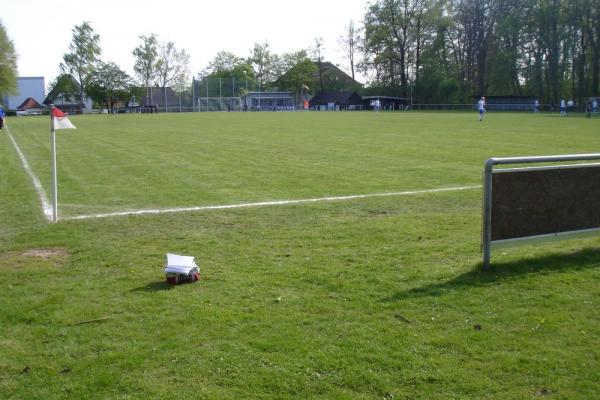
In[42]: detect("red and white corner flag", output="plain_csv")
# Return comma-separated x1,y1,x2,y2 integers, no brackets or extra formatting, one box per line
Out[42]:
51,107,76,130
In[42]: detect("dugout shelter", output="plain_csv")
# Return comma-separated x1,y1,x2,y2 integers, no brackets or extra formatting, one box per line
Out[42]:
476,95,538,111
242,91,295,111
362,96,408,111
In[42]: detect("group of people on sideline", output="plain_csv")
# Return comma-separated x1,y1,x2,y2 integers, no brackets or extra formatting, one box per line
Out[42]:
477,97,597,121
0,99,595,127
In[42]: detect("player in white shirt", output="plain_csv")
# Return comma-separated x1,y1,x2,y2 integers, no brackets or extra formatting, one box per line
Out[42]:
478,97,486,121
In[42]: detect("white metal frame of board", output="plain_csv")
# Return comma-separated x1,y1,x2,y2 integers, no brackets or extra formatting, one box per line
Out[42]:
482,154,600,270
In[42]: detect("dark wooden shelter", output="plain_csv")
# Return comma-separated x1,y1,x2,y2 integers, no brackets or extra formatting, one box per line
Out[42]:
309,91,363,110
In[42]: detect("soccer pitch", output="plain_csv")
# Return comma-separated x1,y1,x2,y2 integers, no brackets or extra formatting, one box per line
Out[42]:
5,111,599,220
1,111,600,398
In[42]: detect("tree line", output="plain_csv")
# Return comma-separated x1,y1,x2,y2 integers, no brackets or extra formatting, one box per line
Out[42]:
47,23,326,110
49,23,192,111
355,0,600,105
1,1,598,111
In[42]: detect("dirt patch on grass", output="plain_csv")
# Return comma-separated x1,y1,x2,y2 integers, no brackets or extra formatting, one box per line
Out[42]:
20,248,69,259
0,248,69,270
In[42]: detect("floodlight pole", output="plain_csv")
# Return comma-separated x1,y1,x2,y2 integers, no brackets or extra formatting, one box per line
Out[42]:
50,106,58,223
192,77,195,112
164,86,168,113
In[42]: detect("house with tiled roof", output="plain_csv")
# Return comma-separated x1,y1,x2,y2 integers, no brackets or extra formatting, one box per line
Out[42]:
309,91,363,110
16,97,45,115
43,74,92,114
274,61,362,106
2,77,45,110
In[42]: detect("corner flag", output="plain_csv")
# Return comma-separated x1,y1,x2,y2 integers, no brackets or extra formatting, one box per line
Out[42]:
51,107,76,130
49,105,76,223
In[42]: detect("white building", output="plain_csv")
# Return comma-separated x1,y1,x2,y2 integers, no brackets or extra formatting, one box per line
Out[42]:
2,77,46,109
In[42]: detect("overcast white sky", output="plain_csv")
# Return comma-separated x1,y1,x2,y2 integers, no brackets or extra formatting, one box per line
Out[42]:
3,0,369,89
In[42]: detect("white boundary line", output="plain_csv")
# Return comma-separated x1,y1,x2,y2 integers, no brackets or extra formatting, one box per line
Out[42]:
5,125,53,221
64,185,481,221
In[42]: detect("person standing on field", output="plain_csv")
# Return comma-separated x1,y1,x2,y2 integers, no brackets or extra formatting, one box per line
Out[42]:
586,100,592,118
0,105,5,129
560,99,566,116
478,97,486,121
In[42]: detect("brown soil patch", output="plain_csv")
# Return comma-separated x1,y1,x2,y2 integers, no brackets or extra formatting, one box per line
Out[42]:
20,248,69,259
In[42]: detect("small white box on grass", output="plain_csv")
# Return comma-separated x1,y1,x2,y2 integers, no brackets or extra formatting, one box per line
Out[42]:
164,253,199,284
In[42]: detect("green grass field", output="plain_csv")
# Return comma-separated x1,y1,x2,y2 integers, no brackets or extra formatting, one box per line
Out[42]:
1,111,600,399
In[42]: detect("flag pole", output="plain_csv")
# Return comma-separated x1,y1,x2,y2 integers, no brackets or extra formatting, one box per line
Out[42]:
50,105,58,223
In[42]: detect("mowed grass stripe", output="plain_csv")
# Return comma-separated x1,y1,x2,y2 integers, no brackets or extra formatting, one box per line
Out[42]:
5,112,600,219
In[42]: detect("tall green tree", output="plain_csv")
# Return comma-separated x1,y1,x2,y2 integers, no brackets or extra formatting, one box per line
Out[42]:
271,50,310,83
358,0,596,104
86,61,133,111
156,41,189,111
338,20,361,81
274,56,317,94
200,52,254,98
311,37,326,92
0,20,18,98
486,0,532,95
590,0,600,95
249,41,273,89
363,0,435,97
60,21,101,108
46,74,80,103
132,34,160,103
204,51,248,76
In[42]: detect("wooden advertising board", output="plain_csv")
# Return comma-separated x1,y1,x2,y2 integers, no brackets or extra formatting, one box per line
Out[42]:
482,154,600,269
491,164,600,241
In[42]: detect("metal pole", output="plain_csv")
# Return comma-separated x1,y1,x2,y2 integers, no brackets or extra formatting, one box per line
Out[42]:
482,159,494,270
192,77,195,111
50,107,58,223
206,77,208,112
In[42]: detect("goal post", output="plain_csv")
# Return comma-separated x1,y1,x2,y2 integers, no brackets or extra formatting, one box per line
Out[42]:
197,97,242,112
482,154,600,270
